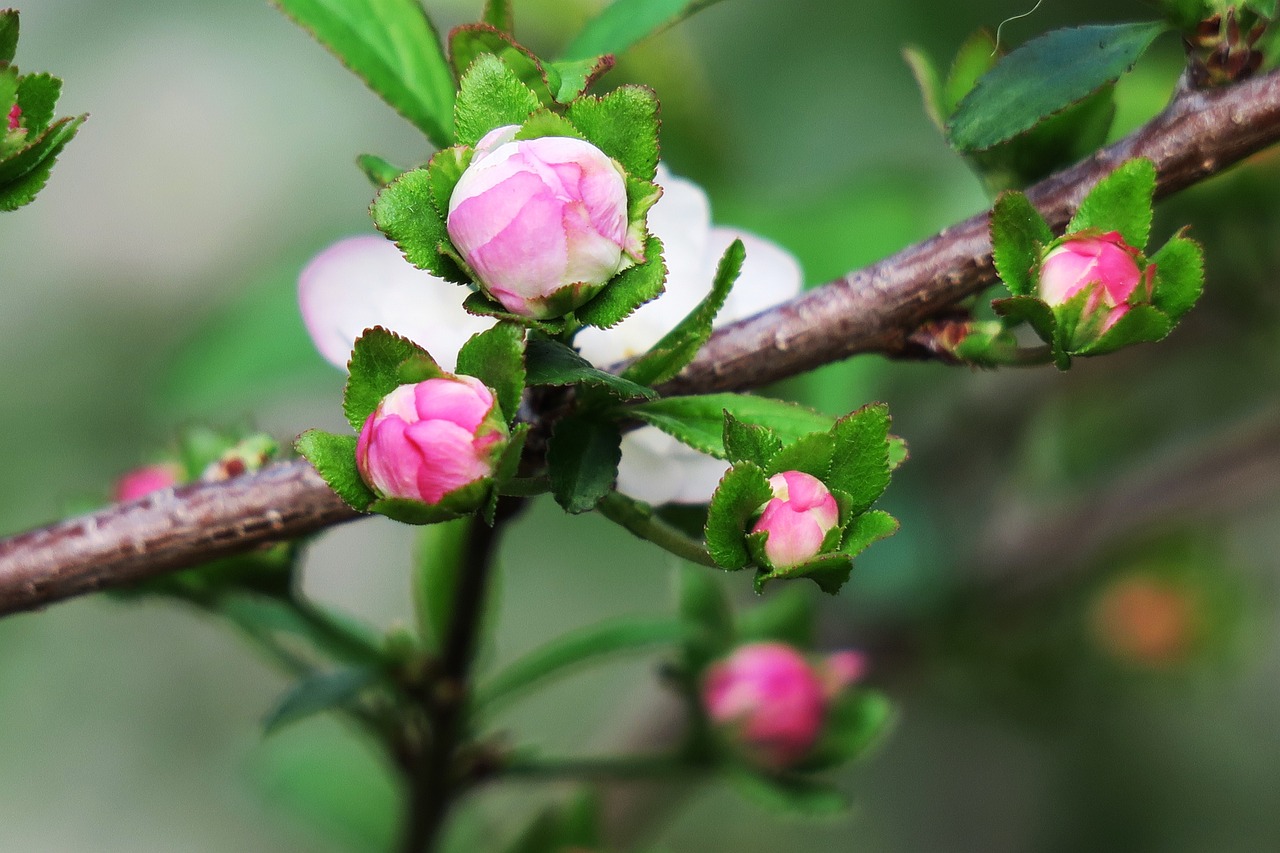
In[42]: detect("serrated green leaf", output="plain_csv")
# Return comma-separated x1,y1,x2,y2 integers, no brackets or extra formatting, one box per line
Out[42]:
765,432,836,481
271,0,455,146
454,52,541,147
722,412,784,467
413,517,471,650
481,0,513,34
524,335,655,400
449,24,554,107
1068,158,1157,248
0,113,84,211
842,509,899,558
343,327,437,431
456,321,525,422
1076,305,1172,356
424,145,472,217
630,394,835,458
704,462,772,570
576,234,666,329
730,772,848,816
949,22,1166,151
1149,233,1203,321
514,108,585,141
371,168,469,283
0,10,16,65
263,668,377,734
735,586,814,647
369,478,488,524
475,617,691,711
991,191,1052,296
753,552,853,595
902,46,945,131
15,72,59,134
992,294,1057,346
548,416,622,513
676,565,734,669
461,291,567,334
561,0,723,60
800,690,894,772
943,28,997,116
296,430,377,511
828,404,891,515
623,238,744,387
565,85,660,180
547,55,615,101
356,153,406,187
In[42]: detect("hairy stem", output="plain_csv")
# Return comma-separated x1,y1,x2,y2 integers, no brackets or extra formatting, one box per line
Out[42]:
597,492,717,567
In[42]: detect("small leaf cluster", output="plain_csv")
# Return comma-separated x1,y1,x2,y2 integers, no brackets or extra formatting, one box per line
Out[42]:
988,158,1204,370
0,9,84,211
703,406,899,595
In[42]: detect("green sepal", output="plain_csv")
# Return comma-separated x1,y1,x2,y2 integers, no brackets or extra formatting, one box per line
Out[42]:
992,294,1057,348
704,462,773,570
0,10,17,65
827,404,892,515
453,52,542,147
1074,305,1172,356
764,431,835,482
991,190,1052,296
263,667,378,734
462,291,567,334
370,476,490,525
344,327,437,432
15,72,59,134
425,144,473,218
295,430,376,511
622,175,663,260
575,234,666,329
357,153,406,187
547,55,615,102
565,85,660,181
548,416,622,513
449,24,555,108
515,108,585,142
1148,232,1204,322
796,690,894,773
677,566,735,671
485,423,528,524
722,412,783,467
629,394,835,458
623,238,743,387
481,0,513,33
371,167,469,283
753,551,853,595
0,113,85,211
735,587,815,647
456,321,526,423
841,509,900,559
524,334,655,400
730,772,847,816
1067,158,1156,249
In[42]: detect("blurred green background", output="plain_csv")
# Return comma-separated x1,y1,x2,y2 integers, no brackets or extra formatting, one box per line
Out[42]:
4,0,1280,850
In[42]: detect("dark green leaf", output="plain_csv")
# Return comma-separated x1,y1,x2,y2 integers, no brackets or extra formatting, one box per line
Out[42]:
827,404,891,515
735,586,814,647
449,24,554,107
296,430,376,511
722,412,783,467
413,517,472,650
576,235,667,329
15,72,59,134
948,22,1166,151
753,552,853,595
1076,305,1172,356
263,668,377,734
991,191,1052,296
0,10,17,64
561,0,725,61
524,335,655,400
456,321,525,422
547,55,615,101
343,327,436,432
630,394,835,457
356,153,406,187
624,239,744,387
800,690,894,771
482,0,513,34
1068,157,1157,249
1149,233,1204,321
704,462,772,570
565,85,660,180
548,417,622,513
992,294,1057,346
453,52,541,146
371,167,469,282
943,28,997,116
841,510,899,558
475,617,691,711
271,0,455,146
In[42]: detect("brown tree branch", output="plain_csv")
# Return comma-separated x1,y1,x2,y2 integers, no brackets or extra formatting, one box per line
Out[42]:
3,70,1280,616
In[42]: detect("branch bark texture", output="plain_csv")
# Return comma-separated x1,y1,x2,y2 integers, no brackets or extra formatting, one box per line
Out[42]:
3,70,1280,616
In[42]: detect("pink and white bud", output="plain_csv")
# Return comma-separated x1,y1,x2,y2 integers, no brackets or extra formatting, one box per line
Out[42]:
447,126,635,319
702,642,829,770
114,463,183,503
751,471,840,568
6,103,20,131
356,376,507,505
1039,232,1151,331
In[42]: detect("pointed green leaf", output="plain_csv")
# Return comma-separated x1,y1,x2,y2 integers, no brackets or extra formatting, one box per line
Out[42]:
413,517,471,650
991,191,1052,296
264,668,377,734
901,45,945,131
15,72,60,134
449,24,554,107
1149,233,1204,321
0,113,84,211
548,416,622,513
271,0,455,146
515,108,585,142
456,321,525,422
547,55,615,102
827,404,891,515
1068,158,1156,248
576,235,666,329
842,510,899,558
753,551,853,595
424,145,473,216
296,430,377,511
765,432,835,481
800,690,894,771
624,238,744,387
344,327,437,432
943,28,997,116
524,335,655,400
704,462,772,570
948,22,1167,151
630,394,835,458
454,52,541,146
371,167,469,283
356,153,406,187
723,412,783,467
566,85,660,180
992,294,1057,345
561,0,725,61
482,0,513,34
0,10,16,64
1076,305,1172,356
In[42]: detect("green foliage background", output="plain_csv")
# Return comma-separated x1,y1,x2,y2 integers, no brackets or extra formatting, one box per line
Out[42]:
2,0,1280,850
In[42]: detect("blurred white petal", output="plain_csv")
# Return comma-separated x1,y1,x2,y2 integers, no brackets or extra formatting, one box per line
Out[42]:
615,427,729,506
709,227,805,322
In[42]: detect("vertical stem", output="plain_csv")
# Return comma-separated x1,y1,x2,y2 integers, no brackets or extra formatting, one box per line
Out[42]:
399,498,522,853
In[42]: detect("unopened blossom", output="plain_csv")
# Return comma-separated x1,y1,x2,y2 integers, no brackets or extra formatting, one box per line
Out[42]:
1039,232,1151,331
750,471,840,568
113,463,183,503
357,376,507,505
446,126,635,319
6,103,20,131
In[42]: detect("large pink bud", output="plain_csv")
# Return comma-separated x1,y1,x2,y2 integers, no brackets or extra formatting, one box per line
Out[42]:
447,126,633,319
1039,232,1149,331
702,643,832,770
114,463,183,503
6,104,20,131
356,376,507,505
751,471,840,568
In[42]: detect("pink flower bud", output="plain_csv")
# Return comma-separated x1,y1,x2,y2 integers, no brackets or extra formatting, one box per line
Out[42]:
702,642,830,770
6,103,20,131
114,463,183,503
820,650,869,697
447,126,634,319
356,376,507,505
750,471,840,568
1039,232,1152,331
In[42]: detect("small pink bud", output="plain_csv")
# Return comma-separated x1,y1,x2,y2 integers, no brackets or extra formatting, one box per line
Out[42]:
356,376,508,505
447,126,633,319
114,463,183,503
751,471,840,568
702,642,830,770
820,650,869,697
1039,232,1152,331
6,103,20,131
